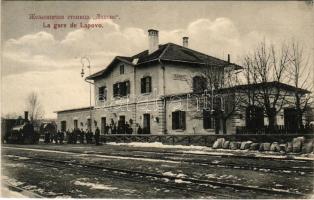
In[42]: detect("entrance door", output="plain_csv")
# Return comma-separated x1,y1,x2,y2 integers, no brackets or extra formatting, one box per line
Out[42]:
118,116,126,134
101,117,106,134
143,114,151,134
246,106,264,130
284,108,298,133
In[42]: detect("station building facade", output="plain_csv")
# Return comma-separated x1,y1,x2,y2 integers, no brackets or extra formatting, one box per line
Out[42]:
56,29,310,135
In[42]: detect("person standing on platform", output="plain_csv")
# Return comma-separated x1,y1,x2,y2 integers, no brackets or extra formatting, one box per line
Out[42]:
79,128,84,144
44,131,50,144
95,126,100,145
137,125,142,134
59,130,64,144
73,128,78,144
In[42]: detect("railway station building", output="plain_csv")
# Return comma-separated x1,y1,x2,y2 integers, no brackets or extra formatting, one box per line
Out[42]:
56,29,310,135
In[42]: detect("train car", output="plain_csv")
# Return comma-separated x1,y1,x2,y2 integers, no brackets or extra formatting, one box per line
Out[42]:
9,122,39,144
3,111,40,144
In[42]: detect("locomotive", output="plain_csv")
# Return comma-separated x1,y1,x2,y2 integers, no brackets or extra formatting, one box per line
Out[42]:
3,111,40,144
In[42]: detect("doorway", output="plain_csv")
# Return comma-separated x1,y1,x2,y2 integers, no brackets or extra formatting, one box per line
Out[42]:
143,114,151,134
101,117,106,134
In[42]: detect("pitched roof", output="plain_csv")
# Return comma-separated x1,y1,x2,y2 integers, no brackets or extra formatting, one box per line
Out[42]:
55,106,94,114
217,81,311,94
87,43,242,80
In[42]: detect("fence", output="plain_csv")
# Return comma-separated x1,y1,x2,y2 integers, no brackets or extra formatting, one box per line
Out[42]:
236,125,314,135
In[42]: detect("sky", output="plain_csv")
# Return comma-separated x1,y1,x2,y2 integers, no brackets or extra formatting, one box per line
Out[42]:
1,1,314,119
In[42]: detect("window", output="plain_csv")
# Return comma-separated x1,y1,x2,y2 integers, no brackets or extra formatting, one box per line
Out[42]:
141,76,152,93
74,119,78,129
98,86,107,101
172,111,186,130
203,110,212,129
193,76,207,93
120,65,124,74
113,81,130,97
61,121,67,132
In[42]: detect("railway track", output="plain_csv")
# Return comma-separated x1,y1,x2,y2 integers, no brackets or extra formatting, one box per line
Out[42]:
4,146,313,174
93,150,314,174
5,156,236,199
5,155,310,198
2,182,43,198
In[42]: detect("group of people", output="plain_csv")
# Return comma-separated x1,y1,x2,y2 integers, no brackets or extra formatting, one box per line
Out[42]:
104,121,133,135
44,126,101,145
43,119,150,145
44,130,65,144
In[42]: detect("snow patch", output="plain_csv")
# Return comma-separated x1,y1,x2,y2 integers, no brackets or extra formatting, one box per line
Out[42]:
205,174,216,179
4,155,30,160
107,142,211,151
162,171,176,177
2,176,24,187
174,179,191,184
73,180,118,190
1,186,28,198
180,150,233,156
3,163,25,168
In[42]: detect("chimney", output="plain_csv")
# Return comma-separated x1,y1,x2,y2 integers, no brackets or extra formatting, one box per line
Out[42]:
227,54,230,63
148,29,159,54
24,111,29,121
183,37,189,48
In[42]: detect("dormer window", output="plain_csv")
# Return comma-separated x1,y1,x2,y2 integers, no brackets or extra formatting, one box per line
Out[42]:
120,64,125,74
141,76,152,93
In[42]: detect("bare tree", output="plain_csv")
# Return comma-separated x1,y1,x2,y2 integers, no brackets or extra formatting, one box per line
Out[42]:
26,91,45,122
242,41,291,130
287,41,313,127
188,63,243,134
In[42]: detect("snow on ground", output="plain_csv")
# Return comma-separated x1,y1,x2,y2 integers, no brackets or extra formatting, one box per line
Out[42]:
2,163,25,168
174,179,191,184
107,142,211,150
3,155,30,160
73,179,118,190
1,186,28,198
162,171,187,179
2,176,24,187
3,146,180,164
107,142,314,161
162,171,176,177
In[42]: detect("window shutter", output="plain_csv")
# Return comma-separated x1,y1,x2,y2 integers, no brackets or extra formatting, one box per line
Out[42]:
141,78,145,93
172,112,176,130
126,81,130,94
113,84,116,97
148,77,152,92
181,111,186,130
104,87,107,101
